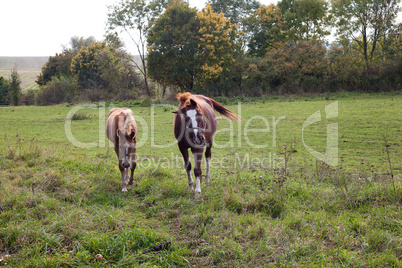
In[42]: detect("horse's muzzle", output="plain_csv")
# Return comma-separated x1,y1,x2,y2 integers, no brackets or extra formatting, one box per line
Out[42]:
194,135,206,147
122,162,130,169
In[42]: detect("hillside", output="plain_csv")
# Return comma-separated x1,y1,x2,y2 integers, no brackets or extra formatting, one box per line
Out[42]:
0,56,48,90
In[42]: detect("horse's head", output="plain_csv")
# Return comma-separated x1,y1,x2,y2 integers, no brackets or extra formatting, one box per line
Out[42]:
173,97,206,147
117,122,136,169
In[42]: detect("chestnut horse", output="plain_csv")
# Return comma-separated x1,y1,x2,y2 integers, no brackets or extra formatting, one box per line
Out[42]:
106,108,137,192
173,93,240,193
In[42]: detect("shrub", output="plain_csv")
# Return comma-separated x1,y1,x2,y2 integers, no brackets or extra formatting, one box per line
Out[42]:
36,75,76,105
0,77,9,105
21,89,36,106
140,98,152,107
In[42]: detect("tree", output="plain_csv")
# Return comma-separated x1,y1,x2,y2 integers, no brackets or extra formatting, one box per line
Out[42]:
246,4,285,57
207,0,261,49
246,40,329,93
147,1,200,90
70,41,140,94
379,22,402,60
36,36,96,86
96,44,142,94
36,52,75,86
8,67,22,106
0,77,9,105
107,0,171,96
197,5,240,87
147,2,242,93
63,36,97,51
278,0,330,42
331,0,401,69
71,42,107,89
207,0,261,26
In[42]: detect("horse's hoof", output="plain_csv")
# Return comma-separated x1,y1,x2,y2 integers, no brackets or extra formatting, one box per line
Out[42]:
122,187,128,192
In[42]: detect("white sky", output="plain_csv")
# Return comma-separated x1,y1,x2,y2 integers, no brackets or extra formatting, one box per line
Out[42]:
0,0,278,57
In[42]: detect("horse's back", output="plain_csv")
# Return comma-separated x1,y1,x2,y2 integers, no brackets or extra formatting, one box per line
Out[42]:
106,109,119,143
106,108,136,143
193,95,218,137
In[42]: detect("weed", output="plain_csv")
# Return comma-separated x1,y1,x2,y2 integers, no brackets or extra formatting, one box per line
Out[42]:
70,113,92,120
383,135,396,192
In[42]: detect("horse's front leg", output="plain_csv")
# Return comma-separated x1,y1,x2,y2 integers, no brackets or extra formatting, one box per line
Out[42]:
192,148,203,194
119,162,129,192
129,149,137,186
180,146,194,191
205,143,212,184
128,159,137,186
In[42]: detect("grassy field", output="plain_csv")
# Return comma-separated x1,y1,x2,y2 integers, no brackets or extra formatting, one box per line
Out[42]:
0,57,48,91
0,93,401,267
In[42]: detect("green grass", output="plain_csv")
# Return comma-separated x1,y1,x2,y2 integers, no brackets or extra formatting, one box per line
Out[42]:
0,92,401,267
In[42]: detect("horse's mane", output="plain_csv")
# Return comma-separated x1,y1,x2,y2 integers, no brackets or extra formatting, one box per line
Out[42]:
108,108,137,137
177,92,240,121
122,109,135,129
178,92,196,107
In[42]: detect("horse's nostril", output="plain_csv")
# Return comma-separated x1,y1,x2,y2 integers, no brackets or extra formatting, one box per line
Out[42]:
123,162,130,168
194,135,206,146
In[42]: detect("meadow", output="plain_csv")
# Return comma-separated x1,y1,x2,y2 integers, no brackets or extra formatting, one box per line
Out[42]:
0,92,401,267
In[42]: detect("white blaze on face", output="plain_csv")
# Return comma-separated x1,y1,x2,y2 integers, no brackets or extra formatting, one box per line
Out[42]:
186,109,198,136
124,142,130,163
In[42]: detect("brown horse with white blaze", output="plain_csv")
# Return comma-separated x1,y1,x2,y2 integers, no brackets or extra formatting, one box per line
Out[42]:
173,92,240,194
106,108,137,192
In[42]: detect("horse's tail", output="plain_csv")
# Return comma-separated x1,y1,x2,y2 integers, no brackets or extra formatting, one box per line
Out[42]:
207,97,241,121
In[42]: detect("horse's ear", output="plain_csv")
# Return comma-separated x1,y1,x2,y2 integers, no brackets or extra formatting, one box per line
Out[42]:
130,130,135,140
190,99,197,107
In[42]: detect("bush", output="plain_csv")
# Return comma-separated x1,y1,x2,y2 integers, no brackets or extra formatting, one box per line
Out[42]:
36,76,76,105
0,77,9,105
21,89,36,106
140,98,152,107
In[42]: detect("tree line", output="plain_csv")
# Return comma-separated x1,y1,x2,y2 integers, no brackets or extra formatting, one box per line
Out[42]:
2,0,400,105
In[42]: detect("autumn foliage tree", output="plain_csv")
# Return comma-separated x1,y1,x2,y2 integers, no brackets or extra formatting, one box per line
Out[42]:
147,2,241,92
36,36,96,86
71,42,107,89
197,5,240,88
36,52,75,86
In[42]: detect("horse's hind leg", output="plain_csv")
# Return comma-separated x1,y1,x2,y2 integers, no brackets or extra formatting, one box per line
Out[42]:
205,143,212,184
180,147,194,191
